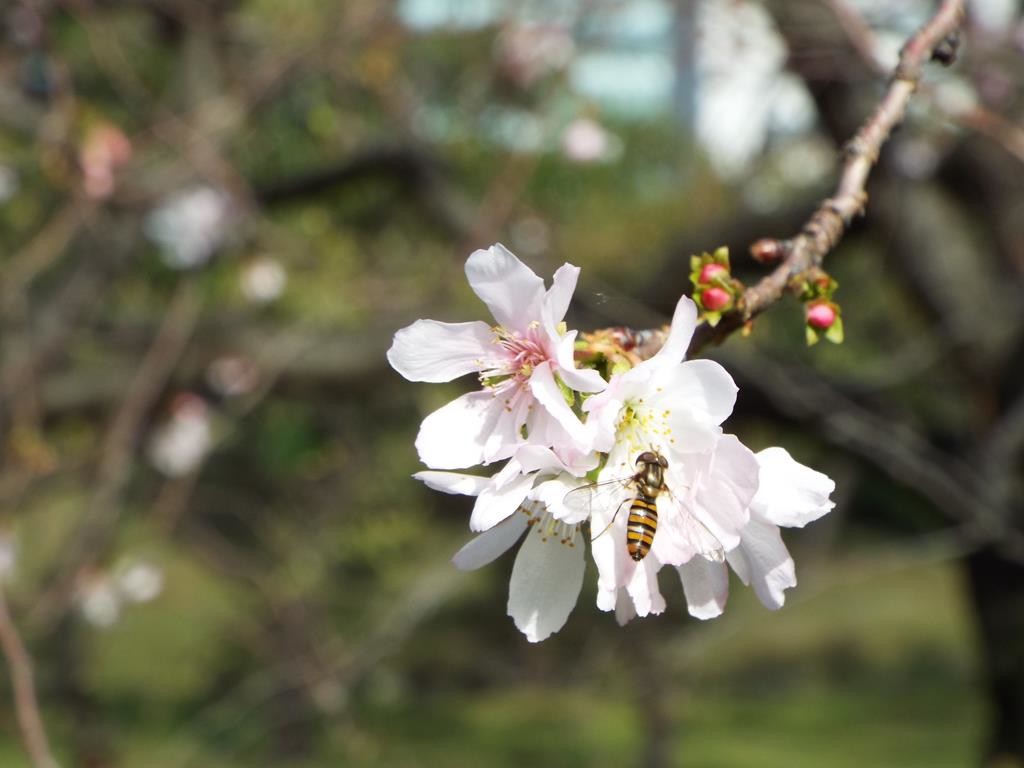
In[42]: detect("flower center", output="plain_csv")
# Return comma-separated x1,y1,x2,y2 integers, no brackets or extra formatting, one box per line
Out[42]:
522,502,580,547
479,323,550,387
615,394,674,455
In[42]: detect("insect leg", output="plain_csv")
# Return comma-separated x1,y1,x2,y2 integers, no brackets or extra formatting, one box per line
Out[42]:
590,498,631,542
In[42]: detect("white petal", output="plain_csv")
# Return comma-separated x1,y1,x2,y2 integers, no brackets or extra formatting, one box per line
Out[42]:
553,332,607,393
684,435,758,551
656,360,737,451
413,471,490,496
731,517,796,610
558,364,608,394
415,390,510,469
590,488,634,612
626,556,666,617
528,362,591,449
508,524,585,642
470,470,535,532
523,405,600,475
653,493,723,566
514,445,567,474
541,262,579,332
452,513,529,571
677,557,729,620
724,547,750,585
532,475,590,524
387,320,493,383
647,296,699,368
614,587,637,626
465,243,544,332
483,384,533,465
753,447,836,528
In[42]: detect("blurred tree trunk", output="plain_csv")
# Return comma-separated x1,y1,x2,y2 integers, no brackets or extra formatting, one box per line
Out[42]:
50,616,113,768
761,1,1024,763
966,546,1024,763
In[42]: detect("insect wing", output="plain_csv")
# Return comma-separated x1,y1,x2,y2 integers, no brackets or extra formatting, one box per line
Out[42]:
562,475,634,521
659,485,726,563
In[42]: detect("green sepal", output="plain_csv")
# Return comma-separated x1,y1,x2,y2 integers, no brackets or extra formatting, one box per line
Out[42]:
824,315,844,344
583,454,609,485
798,271,839,302
806,325,820,346
555,375,576,407
704,310,722,327
481,374,513,388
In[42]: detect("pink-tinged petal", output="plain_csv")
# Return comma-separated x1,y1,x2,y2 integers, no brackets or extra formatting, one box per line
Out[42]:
677,557,729,620
650,493,716,566
553,332,607,393
687,435,758,551
647,296,699,368
729,517,796,610
470,470,535,532
528,361,591,450
580,387,624,455
507,524,585,642
452,512,529,571
465,243,544,332
559,365,608,394
387,319,494,383
614,588,637,626
541,263,580,332
415,391,511,470
626,556,666,617
413,471,490,496
753,447,836,528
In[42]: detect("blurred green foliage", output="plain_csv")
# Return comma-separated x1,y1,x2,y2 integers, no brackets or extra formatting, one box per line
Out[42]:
0,1,1006,766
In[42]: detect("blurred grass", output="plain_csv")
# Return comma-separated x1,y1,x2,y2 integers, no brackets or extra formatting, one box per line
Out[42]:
68,553,979,768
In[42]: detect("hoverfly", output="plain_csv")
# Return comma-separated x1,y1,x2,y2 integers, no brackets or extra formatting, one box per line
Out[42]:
564,450,670,562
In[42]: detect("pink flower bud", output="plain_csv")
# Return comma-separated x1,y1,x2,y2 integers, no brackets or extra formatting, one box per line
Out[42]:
701,287,731,312
698,263,728,283
750,238,784,264
806,302,836,330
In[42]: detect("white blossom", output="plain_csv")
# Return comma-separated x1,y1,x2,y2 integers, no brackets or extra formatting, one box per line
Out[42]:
145,185,233,269
388,244,606,470
394,252,837,640
240,256,287,303
672,442,835,621
147,394,213,477
581,296,756,616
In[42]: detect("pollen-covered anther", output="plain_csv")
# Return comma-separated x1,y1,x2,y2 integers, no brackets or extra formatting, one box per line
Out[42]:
530,508,581,547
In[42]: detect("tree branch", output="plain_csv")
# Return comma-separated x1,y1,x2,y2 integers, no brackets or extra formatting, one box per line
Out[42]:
0,582,60,768
684,0,966,355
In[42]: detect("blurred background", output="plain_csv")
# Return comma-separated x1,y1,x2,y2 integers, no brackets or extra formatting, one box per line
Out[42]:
1,0,1023,765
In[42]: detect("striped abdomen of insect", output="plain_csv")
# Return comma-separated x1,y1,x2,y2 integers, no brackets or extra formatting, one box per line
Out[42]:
625,451,668,562
625,492,659,561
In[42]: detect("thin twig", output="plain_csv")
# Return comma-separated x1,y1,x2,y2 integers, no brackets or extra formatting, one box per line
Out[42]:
684,0,966,355
0,582,60,768
827,0,1024,165
30,281,204,630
